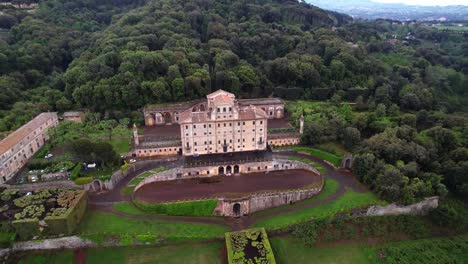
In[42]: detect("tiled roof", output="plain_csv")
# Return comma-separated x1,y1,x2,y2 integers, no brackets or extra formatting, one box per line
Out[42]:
144,99,204,112
212,94,234,106
63,111,84,117
0,113,57,155
238,98,283,106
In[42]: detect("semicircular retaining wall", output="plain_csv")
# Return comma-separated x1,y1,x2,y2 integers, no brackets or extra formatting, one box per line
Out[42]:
133,159,323,216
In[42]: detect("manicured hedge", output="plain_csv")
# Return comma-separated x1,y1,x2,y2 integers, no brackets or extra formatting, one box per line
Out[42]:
0,232,16,248
225,228,276,264
45,191,88,235
10,191,87,240
12,219,40,240
135,199,218,216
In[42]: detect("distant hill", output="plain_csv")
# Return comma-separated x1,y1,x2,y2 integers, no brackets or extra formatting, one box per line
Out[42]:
306,0,468,21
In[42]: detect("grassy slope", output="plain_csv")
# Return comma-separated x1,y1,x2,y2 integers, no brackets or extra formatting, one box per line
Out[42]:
250,178,339,219
271,236,371,264
288,156,326,174
77,211,228,239
115,199,218,217
121,167,167,195
253,189,382,229
86,242,224,264
271,235,468,264
293,146,343,167
18,251,74,264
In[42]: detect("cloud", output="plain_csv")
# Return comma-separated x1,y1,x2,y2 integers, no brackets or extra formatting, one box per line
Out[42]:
371,0,468,6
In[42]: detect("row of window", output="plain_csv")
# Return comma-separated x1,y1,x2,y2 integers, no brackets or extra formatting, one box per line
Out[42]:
186,120,263,130
139,147,181,154
192,137,263,146
186,128,263,136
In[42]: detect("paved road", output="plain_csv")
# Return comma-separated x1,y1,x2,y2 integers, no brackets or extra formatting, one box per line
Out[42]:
88,151,368,230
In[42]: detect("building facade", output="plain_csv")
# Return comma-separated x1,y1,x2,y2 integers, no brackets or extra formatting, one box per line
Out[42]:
0,113,58,183
63,111,85,123
134,90,300,158
143,96,284,126
179,90,268,156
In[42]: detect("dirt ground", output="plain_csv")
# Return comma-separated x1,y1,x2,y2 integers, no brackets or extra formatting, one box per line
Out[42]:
134,169,321,203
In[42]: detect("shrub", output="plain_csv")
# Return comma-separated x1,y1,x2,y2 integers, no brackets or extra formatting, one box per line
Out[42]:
74,177,94,185
70,164,82,180
121,162,131,172
292,221,319,247
0,232,16,248
35,144,51,159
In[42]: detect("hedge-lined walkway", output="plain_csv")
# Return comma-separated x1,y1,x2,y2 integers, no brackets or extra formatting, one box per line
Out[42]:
88,151,370,231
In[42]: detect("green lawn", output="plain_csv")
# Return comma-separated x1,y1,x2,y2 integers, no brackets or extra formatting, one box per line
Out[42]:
18,251,74,264
77,211,228,239
288,156,326,174
253,189,382,230
121,167,167,195
271,236,371,264
131,199,218,216
293,146,343,167
250,178,339,219
86,242,224,264
367,235,468,264
113,202,149,216
317,142,350,156
109,138,131,154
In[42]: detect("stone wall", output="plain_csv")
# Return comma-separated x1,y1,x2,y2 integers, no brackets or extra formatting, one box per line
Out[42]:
366,196,439,216
135,159,320,193
215,187,322,217
135,158,323,216
84,157,181,192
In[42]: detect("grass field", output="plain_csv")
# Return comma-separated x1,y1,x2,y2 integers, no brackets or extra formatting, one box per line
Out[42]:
288,156,326,174
271,235,468,264
86,242,224,264
253,189,382,230
18,251,74,264
293,146,343,167
271,236,371,264
109,138,131,154
116,199,218,217
434,25,468,31
121,167,167,195
316,142,350,156
250,178,340,219
136,199,218,216
77,211,228,239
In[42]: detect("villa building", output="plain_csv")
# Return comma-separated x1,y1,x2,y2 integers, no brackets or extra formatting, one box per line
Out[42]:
134,90,301,157
0,112,58,183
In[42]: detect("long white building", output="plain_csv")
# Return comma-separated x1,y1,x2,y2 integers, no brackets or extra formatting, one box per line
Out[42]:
0,112,58,183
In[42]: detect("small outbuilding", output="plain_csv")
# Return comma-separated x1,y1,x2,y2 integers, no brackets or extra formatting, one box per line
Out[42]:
63,111,85,123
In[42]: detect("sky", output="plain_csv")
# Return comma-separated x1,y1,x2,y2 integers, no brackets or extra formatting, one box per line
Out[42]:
372,0,468,6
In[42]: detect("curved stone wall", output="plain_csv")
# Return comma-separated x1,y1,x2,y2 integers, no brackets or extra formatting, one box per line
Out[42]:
134,159,320,193
134,159,323,216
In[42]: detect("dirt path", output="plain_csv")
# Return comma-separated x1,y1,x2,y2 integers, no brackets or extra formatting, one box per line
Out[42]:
89,151,368,231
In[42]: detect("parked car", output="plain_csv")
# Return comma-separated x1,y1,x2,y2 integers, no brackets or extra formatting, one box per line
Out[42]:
44,153,53,159
129,159,136,163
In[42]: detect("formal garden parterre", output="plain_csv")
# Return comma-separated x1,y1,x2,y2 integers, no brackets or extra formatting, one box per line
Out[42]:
0,188,87,240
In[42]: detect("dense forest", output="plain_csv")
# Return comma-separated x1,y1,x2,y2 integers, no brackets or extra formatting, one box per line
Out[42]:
0,0,467,204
